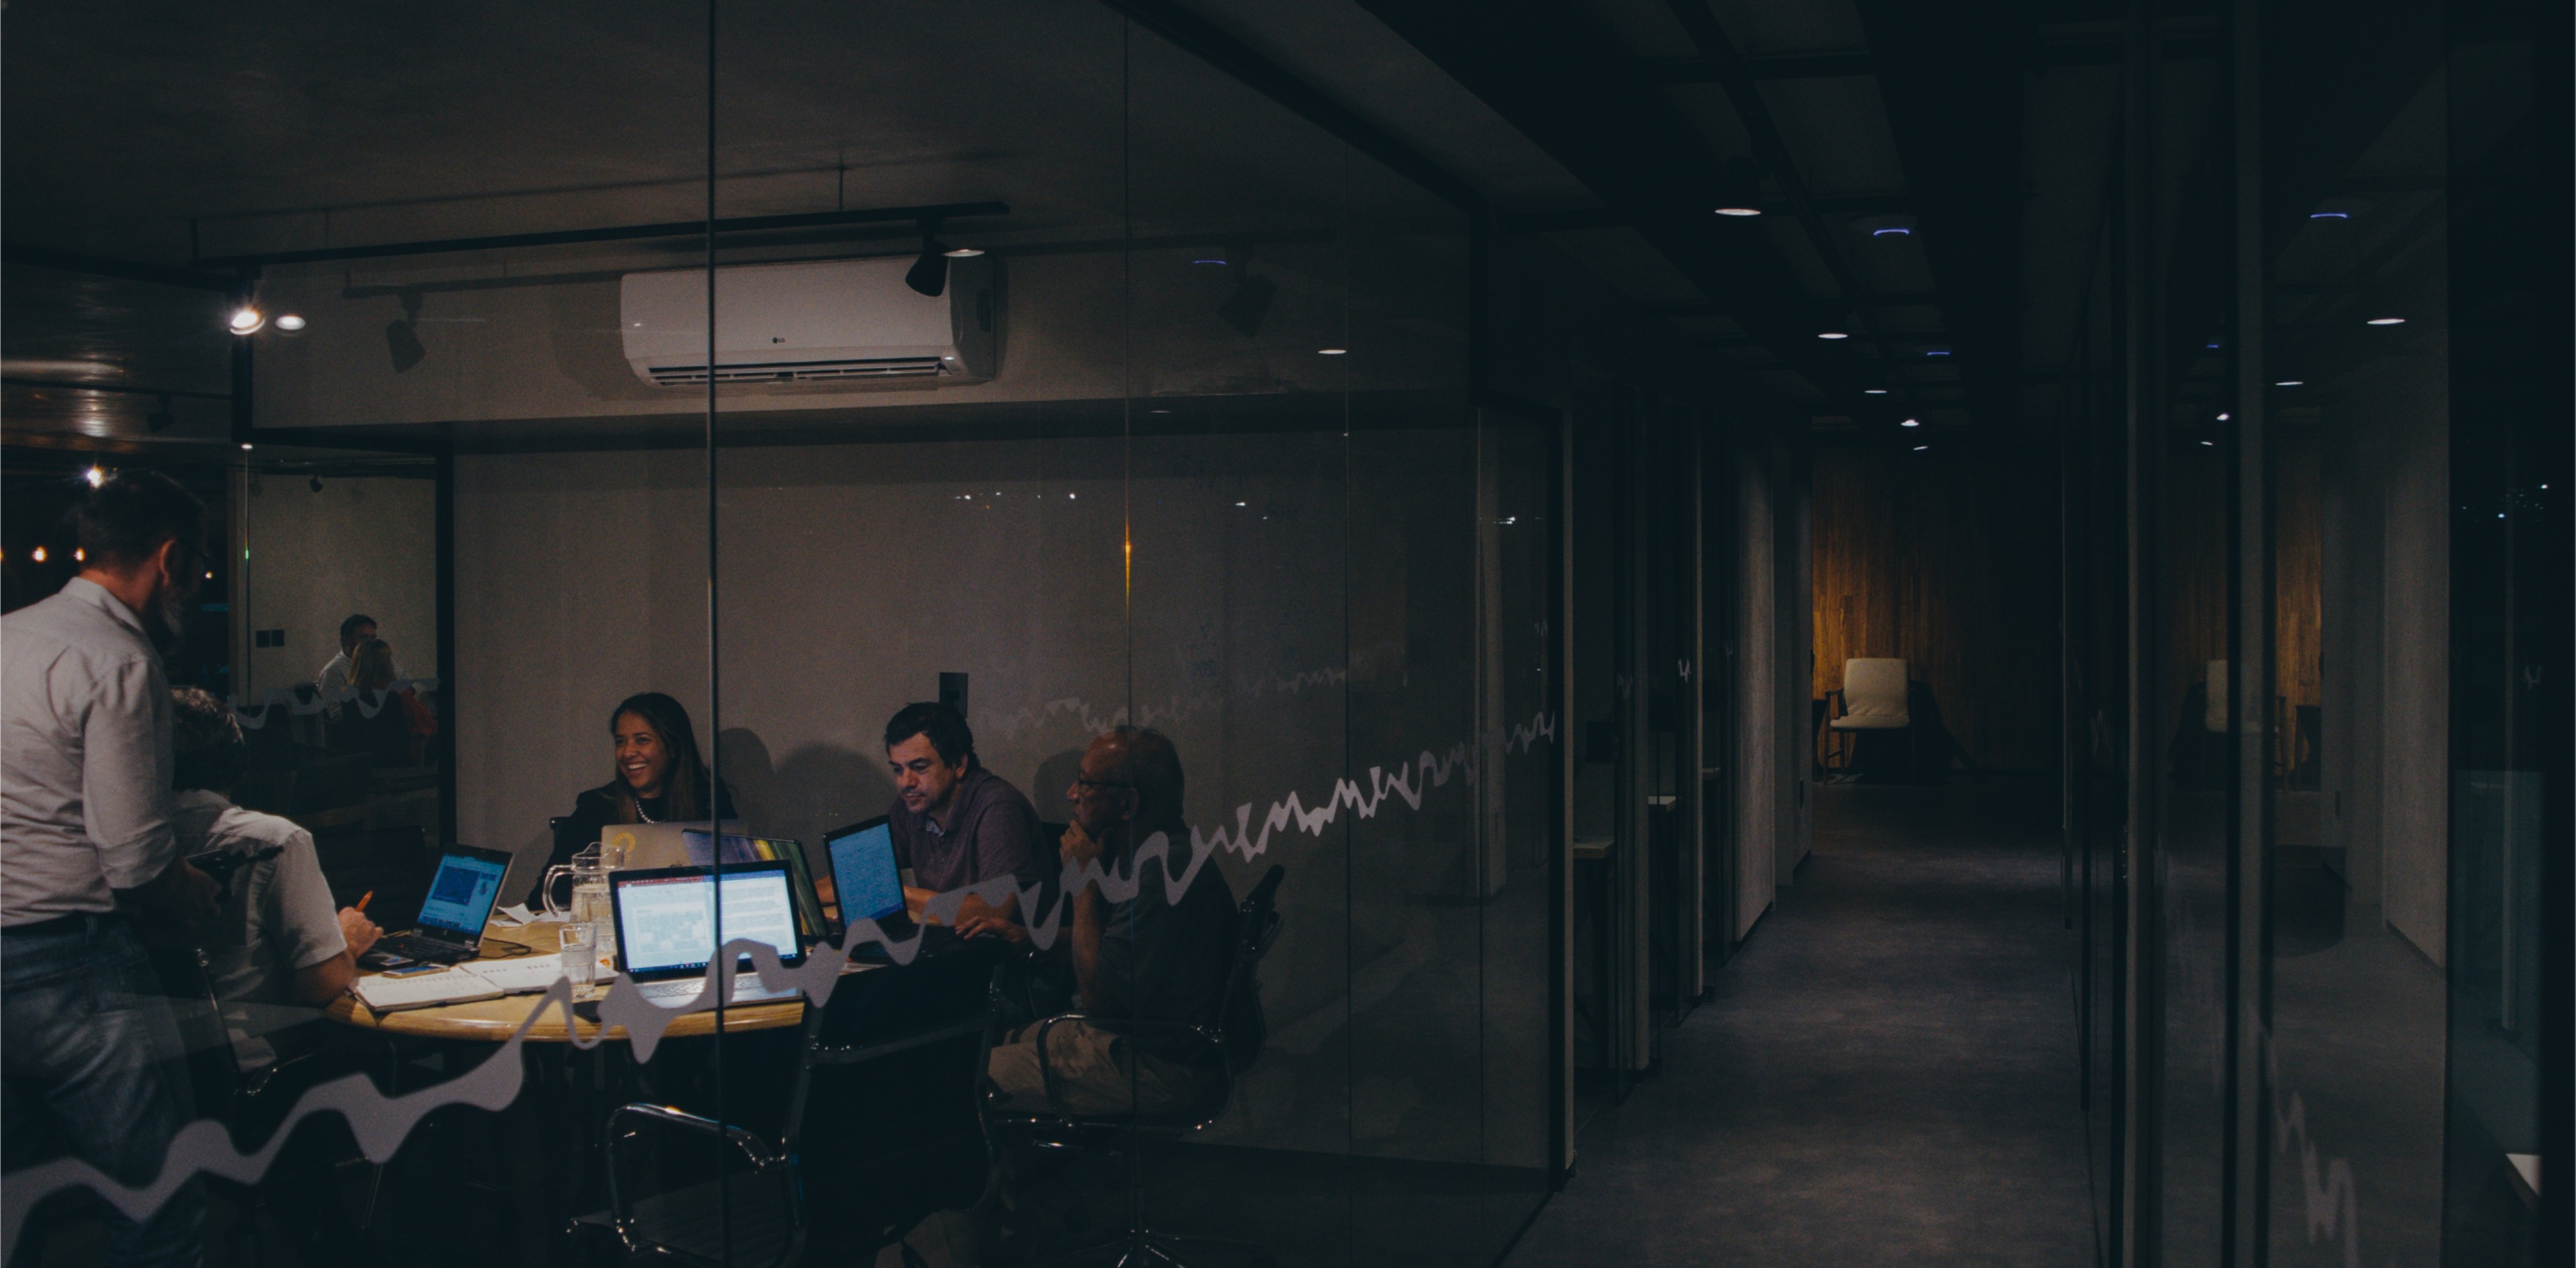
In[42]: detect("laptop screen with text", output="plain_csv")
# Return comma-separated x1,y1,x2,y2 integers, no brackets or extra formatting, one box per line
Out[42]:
824,818,904,926
415,849,508,938
611,864,803,979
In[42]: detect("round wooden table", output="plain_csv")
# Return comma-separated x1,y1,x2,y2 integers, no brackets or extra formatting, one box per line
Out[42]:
324,916,806,1043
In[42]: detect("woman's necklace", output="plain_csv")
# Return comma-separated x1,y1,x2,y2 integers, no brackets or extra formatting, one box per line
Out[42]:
633,790,659,823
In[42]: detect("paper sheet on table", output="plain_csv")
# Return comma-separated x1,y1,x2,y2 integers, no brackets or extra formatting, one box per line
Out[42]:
458,957,573,994
490,903,537,927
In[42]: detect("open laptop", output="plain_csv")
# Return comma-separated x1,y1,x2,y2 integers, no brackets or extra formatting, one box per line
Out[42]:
608,861,806,1005
822,816,961,957
682,830,826,948
600,821,745,871
370,845,513,965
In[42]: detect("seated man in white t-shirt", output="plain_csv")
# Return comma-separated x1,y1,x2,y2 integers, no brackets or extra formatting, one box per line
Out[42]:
168,688,381,1072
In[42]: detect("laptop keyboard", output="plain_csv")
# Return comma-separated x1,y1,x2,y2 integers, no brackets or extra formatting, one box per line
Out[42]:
378,932,473,963
633,977,800,1005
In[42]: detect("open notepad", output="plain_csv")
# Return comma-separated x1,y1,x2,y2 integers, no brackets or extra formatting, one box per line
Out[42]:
348,957,572,1012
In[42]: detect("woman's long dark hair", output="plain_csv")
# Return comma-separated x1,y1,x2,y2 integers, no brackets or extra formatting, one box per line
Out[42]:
601,692,721,823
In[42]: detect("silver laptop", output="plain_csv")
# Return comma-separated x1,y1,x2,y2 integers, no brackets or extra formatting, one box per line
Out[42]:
607,861,804,1006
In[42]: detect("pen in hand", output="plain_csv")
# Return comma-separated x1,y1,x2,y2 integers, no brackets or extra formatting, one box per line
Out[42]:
356,891,374,913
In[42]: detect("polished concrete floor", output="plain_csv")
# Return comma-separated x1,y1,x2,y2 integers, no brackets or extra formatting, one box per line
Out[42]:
1502,782,2097,1267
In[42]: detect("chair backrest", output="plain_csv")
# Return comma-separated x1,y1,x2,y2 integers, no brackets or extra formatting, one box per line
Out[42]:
1218,865,1285,1073
785,954,1000,1252
604,1104,802,1268
1841,658,1911,723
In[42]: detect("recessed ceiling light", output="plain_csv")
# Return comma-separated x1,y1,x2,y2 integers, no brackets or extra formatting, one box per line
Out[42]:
2202,440,2216,446
1901,418,1920,428
274,314,307,331
2366,317,2406,325
239,442,254,451
1912,445,1929,452
2309,211,2351,219
1872,227,1911,237
1864,388,1889,395
1191,258,1228,266
942,246,984,258
84,466,105,488
1318,348,1347,356
227,307,264,335
1817,331,1849,340
1713,206,1762,217
2218,413,2231,421
2274,380,2303,387
1925,348,1951,357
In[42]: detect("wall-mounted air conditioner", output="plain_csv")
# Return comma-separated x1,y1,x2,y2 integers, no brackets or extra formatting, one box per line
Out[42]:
620,255,997,388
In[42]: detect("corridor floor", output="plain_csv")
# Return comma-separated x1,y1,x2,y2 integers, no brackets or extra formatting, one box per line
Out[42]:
1501,782,2098,1267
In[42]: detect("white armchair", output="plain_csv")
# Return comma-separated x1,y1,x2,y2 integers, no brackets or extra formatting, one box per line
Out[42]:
1825,657,1916,778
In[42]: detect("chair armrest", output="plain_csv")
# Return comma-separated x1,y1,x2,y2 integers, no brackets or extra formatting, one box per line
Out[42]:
1027,1013,1228,1122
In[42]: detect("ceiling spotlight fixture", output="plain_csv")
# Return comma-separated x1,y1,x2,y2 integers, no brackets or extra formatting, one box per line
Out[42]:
227,306,265,335
1817,331,1849,340
1912,445,1929,452
906,218,954,297
2308,211,2350,220
1713,157,1764,217
274,314,307,331
239,442,254,451
84,466,105,488
2218,412,2231,421
31,546,45,563
2202,439,2216,446
1872,227,1911,237
2274,380,2304,387
1218,255,1276,337
942,246,984,258
1317,348,1348,356
1191,258,1228,266
1925,348,1951,358
1900,418,1920,428
386,290,425,374
2365,317,2406,325
1864,388,1889,396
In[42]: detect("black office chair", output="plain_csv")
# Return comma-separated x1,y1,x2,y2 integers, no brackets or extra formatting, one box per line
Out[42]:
988,863,1284,1268
579,951,1006,1267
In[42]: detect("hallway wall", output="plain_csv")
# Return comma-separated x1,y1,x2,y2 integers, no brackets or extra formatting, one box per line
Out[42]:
1809,445,2062,773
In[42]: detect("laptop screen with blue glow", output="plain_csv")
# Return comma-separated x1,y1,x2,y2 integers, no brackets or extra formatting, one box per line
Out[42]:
612,865,803,978
826,819,904,925
415,850,508,937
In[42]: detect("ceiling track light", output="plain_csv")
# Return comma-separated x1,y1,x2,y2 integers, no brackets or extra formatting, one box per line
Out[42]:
906,217,953,297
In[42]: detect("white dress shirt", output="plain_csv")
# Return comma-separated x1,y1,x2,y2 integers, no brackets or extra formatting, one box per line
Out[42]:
0,578,179,924
317,651,354,697
172,789,346,1070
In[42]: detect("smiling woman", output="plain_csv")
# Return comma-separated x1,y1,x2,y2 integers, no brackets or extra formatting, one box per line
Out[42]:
532,692,735,907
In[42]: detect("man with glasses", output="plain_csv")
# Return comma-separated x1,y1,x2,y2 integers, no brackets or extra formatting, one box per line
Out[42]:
2,471,219,1267
986,726,1237,1116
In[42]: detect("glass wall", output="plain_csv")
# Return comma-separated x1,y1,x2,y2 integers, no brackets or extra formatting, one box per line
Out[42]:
3,3,1558,1267
2063,2,2568,1265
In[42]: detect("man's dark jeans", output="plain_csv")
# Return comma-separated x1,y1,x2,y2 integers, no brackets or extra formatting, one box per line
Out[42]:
2,915,205,1267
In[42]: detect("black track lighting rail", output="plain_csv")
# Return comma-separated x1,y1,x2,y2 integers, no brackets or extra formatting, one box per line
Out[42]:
1,244,235,292
189,201,1010,270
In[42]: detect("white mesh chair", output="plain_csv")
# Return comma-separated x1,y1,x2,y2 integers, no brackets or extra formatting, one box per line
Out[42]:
1825,657,1915,779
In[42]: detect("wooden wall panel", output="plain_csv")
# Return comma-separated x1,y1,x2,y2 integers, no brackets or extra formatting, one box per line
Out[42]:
1811,445,2063,773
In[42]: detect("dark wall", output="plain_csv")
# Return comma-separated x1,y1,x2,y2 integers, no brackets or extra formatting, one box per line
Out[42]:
1810,442,2061,774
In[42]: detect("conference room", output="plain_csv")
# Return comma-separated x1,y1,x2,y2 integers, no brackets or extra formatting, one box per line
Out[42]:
2,3,1557,1265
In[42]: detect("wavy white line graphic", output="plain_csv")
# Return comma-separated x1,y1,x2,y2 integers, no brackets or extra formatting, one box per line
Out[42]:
0,708,1555,1254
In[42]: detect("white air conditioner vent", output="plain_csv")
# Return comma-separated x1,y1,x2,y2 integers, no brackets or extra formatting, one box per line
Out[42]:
621,256,997,388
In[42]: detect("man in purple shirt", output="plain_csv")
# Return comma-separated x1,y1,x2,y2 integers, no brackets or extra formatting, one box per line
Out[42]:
882,702,1042,939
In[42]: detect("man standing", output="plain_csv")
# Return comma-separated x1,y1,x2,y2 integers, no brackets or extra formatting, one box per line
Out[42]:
985,727,1238,1116
314,613,376,698
2,471,219,1267
883,702,1042,937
